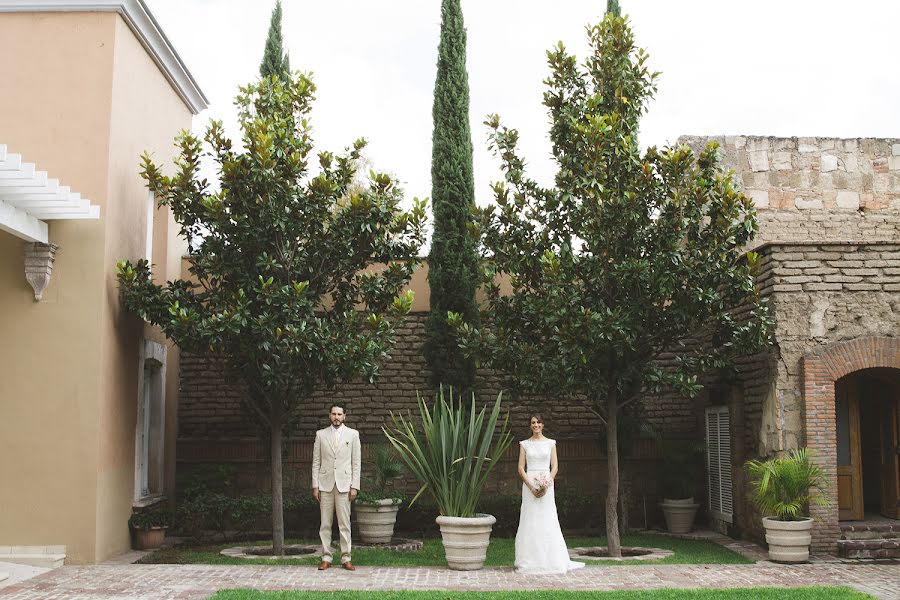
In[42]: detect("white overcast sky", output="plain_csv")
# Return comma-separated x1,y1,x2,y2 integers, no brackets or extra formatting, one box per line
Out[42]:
147,0,900,206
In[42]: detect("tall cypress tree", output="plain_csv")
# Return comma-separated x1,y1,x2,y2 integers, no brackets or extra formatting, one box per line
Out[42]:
424,0,479,393
607,0,621,17
260,0,291,81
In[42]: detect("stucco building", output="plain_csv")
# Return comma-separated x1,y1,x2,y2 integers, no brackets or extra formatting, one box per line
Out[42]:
0,0,205,564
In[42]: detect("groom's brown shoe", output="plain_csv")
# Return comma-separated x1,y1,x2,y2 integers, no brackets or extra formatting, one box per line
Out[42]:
318,561,331,570
342,561,356,571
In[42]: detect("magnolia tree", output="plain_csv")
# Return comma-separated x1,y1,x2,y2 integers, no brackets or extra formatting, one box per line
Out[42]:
117,73,426,554
450,11,771,556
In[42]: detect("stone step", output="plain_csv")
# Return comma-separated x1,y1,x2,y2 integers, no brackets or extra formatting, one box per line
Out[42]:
0,572,7,583
837,538,900,559
840,523,900,540
0,546,65,569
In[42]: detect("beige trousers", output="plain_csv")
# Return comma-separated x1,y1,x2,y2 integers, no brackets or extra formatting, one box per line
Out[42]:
319,488,352,563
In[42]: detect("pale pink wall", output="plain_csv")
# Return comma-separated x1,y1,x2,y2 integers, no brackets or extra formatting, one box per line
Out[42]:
0,11,116,564
0,10,194,563
94,15,193,562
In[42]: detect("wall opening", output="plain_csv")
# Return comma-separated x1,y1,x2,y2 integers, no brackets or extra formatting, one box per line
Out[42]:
134,340,167,503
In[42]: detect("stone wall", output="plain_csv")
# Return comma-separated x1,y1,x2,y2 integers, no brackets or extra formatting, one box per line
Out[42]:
735,242,900,551
679,136,900,246
678,135,900,549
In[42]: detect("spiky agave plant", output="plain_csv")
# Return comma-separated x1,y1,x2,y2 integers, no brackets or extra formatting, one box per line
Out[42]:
745,448,830,521
382,387,513,517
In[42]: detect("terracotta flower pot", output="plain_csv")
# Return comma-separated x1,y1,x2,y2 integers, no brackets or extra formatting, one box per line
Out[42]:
436,513,496,571
132,526,167,550
355,498,401,544
762,516,812,563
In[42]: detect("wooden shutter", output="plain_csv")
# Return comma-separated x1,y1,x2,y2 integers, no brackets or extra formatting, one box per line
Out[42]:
706,406,733,523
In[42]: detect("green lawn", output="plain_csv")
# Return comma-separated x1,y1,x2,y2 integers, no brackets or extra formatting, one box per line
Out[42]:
209,588,874,600
138,534,751,566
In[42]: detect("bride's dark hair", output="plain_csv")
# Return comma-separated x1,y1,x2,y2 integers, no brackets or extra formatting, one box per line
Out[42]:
529,413,544,424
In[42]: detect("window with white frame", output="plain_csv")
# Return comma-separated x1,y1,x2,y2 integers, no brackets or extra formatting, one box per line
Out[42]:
135,340,166,502
706,406,733,523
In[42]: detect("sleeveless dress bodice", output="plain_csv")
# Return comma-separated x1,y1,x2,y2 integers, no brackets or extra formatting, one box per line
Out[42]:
522,438,553,472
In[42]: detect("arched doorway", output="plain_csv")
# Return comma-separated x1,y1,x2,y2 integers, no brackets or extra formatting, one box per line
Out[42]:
834,369,900,520
801,337,900,552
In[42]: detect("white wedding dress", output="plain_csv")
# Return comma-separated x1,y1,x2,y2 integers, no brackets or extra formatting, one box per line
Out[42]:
514,438,585,574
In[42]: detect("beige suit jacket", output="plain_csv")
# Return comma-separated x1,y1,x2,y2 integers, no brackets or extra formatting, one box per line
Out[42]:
311,426,361,493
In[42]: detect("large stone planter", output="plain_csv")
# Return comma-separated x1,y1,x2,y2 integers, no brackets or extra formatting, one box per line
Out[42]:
355,499,401,544
660,497,700,534
762,516,812,563
436,513,496,570
132,526,167,550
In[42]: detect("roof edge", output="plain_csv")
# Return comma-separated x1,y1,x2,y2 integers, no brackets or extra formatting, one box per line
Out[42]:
0,0,209,114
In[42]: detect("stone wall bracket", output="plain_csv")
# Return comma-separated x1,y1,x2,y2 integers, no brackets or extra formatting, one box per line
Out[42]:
24,242,58,301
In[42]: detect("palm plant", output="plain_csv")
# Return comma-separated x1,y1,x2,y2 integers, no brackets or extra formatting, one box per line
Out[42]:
357,445,405,504
745,448,830,521
382,387,513,517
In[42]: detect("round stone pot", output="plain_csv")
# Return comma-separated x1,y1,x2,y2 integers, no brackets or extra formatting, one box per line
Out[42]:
659,497,700,534
132,526,167,550
436,513,496,571
762,516,812,563
355,498,401,544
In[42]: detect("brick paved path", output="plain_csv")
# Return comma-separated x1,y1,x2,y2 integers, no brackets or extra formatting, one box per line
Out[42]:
0,563,898,600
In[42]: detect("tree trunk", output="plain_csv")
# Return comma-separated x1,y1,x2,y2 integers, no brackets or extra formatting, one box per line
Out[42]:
605,390,622,557
270,404,285,556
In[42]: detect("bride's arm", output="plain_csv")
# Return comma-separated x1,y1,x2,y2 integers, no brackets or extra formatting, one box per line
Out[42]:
550,443,559,480
517,444,534,492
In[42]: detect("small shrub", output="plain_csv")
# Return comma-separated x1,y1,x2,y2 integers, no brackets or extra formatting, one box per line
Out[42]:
356,445,405,504
745,447,830,521
129,508,172,529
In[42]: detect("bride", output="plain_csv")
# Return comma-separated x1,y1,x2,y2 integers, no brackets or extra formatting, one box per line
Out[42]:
514,414,585,574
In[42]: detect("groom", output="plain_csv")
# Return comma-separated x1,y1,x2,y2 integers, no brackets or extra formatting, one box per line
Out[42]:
311,404,361,570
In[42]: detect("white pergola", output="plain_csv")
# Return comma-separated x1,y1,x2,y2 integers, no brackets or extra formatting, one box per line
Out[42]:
0,143,100,244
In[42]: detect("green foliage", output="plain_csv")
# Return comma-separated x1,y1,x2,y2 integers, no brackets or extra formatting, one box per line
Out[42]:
174,466,317,541
424,0,480,393
745,448,830,521
656,439,706,499
117,70,425,553
382,388,513,517
116,71,426,429
260,0,291,82
129,507,172,529
606,0,621,17
356,445,405,504
449,9,772,554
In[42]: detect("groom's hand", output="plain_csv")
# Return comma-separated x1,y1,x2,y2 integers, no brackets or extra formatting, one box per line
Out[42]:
350,488,358,501
312,487,320,502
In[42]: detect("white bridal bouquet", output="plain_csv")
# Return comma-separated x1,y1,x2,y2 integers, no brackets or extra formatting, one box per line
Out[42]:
533,473,553,496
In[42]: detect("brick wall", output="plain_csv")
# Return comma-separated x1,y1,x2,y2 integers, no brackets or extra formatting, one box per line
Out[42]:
176,313,700,527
